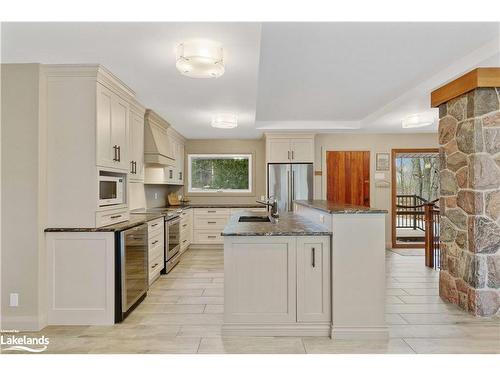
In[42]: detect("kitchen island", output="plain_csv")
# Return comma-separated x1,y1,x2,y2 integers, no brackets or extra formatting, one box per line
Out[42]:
222,202,388,340
222,211,332,336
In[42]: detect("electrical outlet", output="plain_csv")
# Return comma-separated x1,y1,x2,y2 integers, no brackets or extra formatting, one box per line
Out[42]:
9,293,19,307
319,215,325,223
154,192,158,199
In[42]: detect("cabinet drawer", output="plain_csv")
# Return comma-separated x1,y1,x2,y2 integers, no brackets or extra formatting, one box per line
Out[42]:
194,230,224,244
149,241,164,264
148,218,163,233
149,254,163,285
194,216,228,229
180,221,191,232
96,208,129,227
194,208,230,217
148,233,163,251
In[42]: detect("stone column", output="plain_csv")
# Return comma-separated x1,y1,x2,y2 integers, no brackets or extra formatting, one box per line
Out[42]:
435,69,500,317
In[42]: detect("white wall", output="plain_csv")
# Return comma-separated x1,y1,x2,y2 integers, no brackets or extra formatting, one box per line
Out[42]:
314,133,438,248
1,64,47,330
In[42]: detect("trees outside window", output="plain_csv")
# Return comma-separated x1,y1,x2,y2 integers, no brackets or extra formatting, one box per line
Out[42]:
188,154,252,193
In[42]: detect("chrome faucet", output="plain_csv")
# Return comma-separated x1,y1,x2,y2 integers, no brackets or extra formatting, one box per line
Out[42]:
257,196,279,218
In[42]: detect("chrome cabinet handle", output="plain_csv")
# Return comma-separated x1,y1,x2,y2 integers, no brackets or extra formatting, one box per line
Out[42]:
182,224,187,227
208,235,216,239
182,239,187,243
151,263,159,269
113,145,118,161
207,210,216,213
312,247,316,268
287,150,290,160
110,215,121,219
152,240,159,245
207,221,216,224
291,150,294,160
116,146,121,162
151,223,159,227
169,170,173,179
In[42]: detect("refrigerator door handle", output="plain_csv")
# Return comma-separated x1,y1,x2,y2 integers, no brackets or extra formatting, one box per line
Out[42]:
286,171,290,211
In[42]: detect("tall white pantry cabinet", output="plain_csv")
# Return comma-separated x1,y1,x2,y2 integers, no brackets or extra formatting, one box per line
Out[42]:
45,64,143,228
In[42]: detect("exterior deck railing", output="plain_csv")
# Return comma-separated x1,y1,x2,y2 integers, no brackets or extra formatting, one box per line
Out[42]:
424,202,440,269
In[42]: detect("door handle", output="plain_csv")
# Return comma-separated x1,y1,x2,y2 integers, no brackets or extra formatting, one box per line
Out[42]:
312,247,316,268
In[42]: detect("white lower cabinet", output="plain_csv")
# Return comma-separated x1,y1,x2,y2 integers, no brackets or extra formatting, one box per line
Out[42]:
296,237,331,322
223,235,331,336
147,218,164,285
179,209,193,252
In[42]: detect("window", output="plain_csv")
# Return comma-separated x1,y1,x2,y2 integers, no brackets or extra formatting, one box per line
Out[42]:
188,154,252,193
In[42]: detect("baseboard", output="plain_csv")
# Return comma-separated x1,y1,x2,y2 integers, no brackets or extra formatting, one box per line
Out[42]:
222,323,331,337
331,325,389,340
0,315,42,332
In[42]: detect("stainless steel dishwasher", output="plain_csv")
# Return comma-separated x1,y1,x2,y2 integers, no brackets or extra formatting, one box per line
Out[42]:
115,223,148,322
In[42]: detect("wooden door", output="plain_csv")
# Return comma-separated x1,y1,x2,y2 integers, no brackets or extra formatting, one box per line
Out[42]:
327,151,370,206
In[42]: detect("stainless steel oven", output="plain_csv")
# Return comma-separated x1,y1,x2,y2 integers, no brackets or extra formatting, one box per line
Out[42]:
165,216,181,273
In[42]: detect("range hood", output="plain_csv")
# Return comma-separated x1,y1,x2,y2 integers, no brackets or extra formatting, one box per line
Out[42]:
144,109,175,166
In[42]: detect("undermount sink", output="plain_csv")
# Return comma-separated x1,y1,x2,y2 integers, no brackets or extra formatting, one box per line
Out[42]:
238,215,271,223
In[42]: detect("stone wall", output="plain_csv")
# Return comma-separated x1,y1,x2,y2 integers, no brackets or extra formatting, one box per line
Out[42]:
438,87,500,317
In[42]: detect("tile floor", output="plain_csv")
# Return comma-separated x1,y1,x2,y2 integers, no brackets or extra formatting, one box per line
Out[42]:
2,248,499,354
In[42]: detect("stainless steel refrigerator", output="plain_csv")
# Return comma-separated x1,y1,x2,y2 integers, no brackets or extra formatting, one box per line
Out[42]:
267,163,313,212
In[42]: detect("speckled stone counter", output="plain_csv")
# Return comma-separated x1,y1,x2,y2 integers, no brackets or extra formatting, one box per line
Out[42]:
222,211,331,236
44,213,166,233
294,200,387,214
170,203,265,209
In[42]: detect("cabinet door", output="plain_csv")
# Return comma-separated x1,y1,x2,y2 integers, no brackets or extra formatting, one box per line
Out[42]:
290,138,314,162
267,139,291,163
96,84,114,168
224,237,296,323
110,95,129,171
129,110,144,182
178,142,185,184
296,237,331,322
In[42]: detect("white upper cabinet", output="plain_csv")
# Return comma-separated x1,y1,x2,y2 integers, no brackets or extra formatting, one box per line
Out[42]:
96,83,129,171
266,134,315,163
290,138,314,162
267,138,292,163
129,102,145,182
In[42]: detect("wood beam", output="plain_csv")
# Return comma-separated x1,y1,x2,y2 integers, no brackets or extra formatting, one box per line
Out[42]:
431,67,500,108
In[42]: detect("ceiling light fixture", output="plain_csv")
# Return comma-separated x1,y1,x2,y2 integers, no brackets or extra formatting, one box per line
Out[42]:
176,40,224,78
402,113,435,129
211,114,238,129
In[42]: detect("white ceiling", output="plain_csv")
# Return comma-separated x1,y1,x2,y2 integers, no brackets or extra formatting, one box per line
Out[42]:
2,22,499,138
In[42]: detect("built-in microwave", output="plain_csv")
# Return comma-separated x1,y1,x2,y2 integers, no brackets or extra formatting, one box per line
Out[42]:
99,175,125,206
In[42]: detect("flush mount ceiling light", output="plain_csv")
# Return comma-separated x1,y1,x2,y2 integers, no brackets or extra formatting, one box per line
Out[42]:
176,40,224,78
402,113,435,128
211,114,238,129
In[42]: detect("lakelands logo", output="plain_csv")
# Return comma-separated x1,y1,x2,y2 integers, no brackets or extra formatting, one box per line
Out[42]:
1,331,49,353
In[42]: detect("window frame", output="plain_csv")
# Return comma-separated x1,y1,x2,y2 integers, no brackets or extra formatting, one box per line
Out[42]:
187,153,253,194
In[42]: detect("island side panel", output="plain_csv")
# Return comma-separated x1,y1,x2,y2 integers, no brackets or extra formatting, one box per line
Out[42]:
331,213,387,339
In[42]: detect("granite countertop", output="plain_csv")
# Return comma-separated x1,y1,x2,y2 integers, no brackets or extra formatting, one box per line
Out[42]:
170,203,266,209
294,200,388,214
44,213,166,233
222,211,332,237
